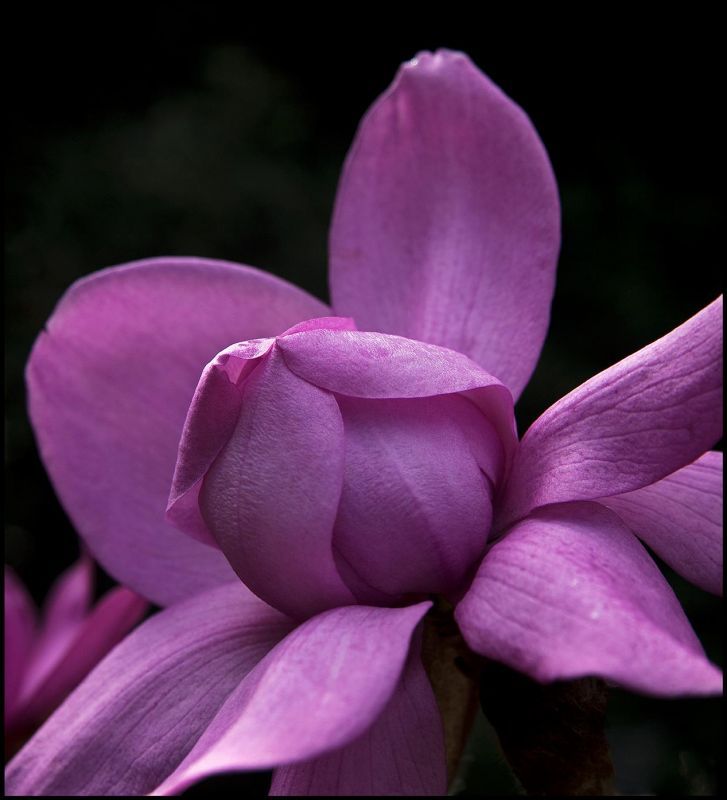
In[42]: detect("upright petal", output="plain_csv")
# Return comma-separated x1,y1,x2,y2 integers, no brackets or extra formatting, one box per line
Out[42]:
27,257,328,606
5,583,294,796
499,297,723,527
600,451,723,596
153,602,430,795
456,502,722,697
329,49,560,400
270,633,446,796
199,348,356,619
4,569,37,728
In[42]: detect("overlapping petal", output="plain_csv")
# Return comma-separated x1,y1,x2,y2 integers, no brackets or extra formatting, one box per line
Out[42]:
329,49,560,400
4,570,37,728
5,583,294,796
456,502,722,696
270,634,446,796
601,451,723,596
499,297,723,527
26,257,328,606
153,602,430,795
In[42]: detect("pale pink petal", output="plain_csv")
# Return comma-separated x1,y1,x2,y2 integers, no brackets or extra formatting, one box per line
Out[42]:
499,297,723,527
153,602,430,795
270,635,446,796
4,569,37,728
26,257,328,606
600,451,723,596
4,583,294,796
18,587,149,726
329,48,560,400
333,394,503,601
277,329,517,466
456,502,722,697
199,347,356,618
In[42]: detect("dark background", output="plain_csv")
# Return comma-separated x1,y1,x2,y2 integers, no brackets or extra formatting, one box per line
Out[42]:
5,9,723,795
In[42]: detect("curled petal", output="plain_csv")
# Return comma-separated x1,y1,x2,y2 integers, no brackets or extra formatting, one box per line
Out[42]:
456,502,722,697
329,49,560,400
601,451,723,596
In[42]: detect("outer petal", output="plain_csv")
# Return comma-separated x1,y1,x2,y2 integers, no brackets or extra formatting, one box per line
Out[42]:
26,257,328,606
329,48,560,400
199,348,357,619
270,634,446,796
499,297,723,527
153,602,431,795
600,451,723,596
277,329,517,467
4,569,37,728
4,583,294,796
456,502,722,697
18,587,149,726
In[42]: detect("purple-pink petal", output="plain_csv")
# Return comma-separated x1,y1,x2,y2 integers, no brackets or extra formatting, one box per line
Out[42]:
4,569,37,728
5,583,294,796
456,502,722,697
499,297,723,528
26,257,328,606
270,634,446,796
600,451,723,596
329,48,560,400
153,602,431,795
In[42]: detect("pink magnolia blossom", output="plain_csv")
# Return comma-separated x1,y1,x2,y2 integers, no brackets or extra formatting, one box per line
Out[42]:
6,49,723,795
4,557,147,755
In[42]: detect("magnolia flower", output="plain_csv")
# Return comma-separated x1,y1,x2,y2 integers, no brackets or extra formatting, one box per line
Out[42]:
7,50,722,796
4,557,147,756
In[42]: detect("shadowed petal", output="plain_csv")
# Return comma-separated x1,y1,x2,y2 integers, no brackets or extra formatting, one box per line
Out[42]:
270,634,446,796
4,583,294,796
4,570,37,727
329,49,560,400
153,602,430,795
26,257,328,606
499,297,723,527
600,451,723,596
456,502,722,697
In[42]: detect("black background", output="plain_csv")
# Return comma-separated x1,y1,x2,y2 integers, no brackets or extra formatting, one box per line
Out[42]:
5,8,723,795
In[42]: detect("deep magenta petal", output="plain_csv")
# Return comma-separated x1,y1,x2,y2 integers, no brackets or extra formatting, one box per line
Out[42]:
329,49,560,400
601,451,723,596
4,569,37,728
456,502,722,696
4,583,293,796
26,257,328,606
499,297,723,527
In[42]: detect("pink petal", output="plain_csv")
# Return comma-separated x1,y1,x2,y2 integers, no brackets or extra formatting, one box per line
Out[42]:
329,49,560,400
4,569,37,728
455,502,722,697
153,602,430,795
333,393,503,601
600,451,723,596
27,257,328,606
198,347,357,619
4,583,294,796
270,634,446,796
277,328,517,467
499,297,723,527
18,587,149,726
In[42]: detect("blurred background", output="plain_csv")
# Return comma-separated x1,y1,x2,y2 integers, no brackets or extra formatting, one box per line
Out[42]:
5,8,723,795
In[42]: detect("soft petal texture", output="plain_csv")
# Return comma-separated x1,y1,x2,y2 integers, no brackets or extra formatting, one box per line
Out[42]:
5,583,294,796
329,48,560,400
333,394,503,601
200,348,356,619
277,329,517,467
456,502,722,696
153,602,430,795
4,570,37,727
270,634,446,796
600,451,723,596
499,297,723,527
26,257,328,606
